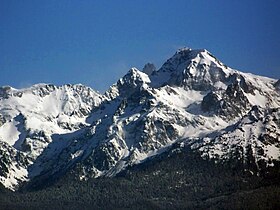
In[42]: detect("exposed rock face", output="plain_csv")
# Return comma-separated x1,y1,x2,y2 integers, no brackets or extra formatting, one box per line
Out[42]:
142,63,156,75
275,79,280,90
0,86,14,99
201,81,251,118
0,115,6,127
151,48,231,91
0,141,30,190
201,91,221,112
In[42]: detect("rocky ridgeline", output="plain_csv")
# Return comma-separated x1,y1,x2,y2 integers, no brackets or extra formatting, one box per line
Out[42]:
0,48,279,190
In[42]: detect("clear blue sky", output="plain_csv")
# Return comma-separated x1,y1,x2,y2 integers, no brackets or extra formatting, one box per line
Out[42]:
1,0,279,92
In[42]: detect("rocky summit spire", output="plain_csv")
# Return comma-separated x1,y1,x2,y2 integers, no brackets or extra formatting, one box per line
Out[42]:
142,63,156,75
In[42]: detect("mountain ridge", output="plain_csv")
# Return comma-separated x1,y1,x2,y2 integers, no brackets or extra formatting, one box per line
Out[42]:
0,48,279,191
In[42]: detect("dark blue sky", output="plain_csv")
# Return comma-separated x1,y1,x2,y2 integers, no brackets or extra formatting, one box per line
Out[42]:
1,0,279,92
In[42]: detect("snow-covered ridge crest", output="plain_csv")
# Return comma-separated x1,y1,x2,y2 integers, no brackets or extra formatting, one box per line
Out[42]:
0,83,102,117
0,83,103,190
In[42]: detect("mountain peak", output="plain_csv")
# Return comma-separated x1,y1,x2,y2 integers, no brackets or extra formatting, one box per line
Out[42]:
175,46,191,53
142,63,156,75
151,48,232,90
175,47,208,55
165,47,225,72
118,67,151,88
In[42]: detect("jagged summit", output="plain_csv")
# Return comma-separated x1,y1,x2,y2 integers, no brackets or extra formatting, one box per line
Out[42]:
142,63,156,75
104,67,151,100
158,47,227,72
174,47,208,55
149,48,234,90
109,48,276,94
118,67,151,88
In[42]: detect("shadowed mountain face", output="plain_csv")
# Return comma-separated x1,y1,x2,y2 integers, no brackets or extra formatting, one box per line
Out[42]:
0,48,279,192
1,145,280,210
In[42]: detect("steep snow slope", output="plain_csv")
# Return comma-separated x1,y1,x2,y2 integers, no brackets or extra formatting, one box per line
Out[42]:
0,84,102,189
191,106,280,167
0,48,279,190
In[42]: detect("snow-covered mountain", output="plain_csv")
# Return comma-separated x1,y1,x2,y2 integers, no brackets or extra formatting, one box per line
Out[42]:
0,48,279,190
0,84,103,189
